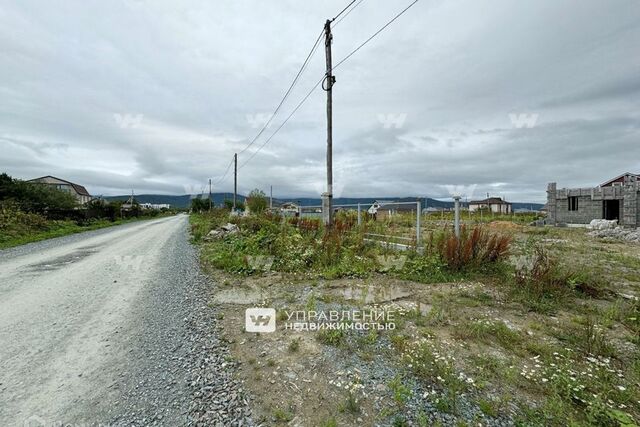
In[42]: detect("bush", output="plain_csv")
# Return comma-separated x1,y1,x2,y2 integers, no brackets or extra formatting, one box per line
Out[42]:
436,226,511,271
191,197,211,212
0,201,50,243
246,189,267,214
0,173,78,214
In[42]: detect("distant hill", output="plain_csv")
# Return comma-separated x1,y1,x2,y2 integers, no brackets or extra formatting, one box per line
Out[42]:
278,197,543,211
103,193,543,211
104,193,245,208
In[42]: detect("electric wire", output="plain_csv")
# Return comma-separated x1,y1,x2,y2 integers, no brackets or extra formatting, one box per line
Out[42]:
238,0,420,169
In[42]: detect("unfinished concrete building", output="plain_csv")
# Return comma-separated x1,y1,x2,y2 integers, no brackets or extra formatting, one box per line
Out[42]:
547,173,639,228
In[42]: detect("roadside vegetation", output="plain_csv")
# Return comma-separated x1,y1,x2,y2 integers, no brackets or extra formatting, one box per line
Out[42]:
0,173,177,249
191,191,640,426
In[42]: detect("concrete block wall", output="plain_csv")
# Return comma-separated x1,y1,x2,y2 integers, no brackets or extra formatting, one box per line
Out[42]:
554,196,602,224
623,181,638,228
547,180,639,227
546,182,557,224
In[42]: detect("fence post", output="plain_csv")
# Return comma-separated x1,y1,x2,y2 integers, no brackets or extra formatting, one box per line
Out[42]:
357,203,362,225
416,201,421,248
453,196,461,238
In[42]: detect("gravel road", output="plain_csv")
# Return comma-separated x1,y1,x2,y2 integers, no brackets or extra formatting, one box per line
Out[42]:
0,214,253,427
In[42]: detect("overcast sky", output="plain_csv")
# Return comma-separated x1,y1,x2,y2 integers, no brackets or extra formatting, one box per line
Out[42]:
1,0,639,202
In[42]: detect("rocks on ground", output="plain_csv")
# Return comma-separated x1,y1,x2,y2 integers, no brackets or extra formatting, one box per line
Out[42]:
204,223,240,241
588,226,640,242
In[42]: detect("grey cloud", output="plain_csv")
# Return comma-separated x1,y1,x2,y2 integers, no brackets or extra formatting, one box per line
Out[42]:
1,0,639,203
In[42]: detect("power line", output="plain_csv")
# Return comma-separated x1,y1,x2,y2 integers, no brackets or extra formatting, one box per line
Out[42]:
333,0,420,71
212,155,234,185
237,28,324,156
333,0,367,27
239,81,322,169
235,0,360,158
238,0,420,169
331,0,356,22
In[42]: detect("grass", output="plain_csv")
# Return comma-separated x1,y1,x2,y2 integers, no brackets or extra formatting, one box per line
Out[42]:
192,210,513,286
388,375,412,406
288,337,301,353
193,210,640,426
454,319,523,351
273,408,294,423
317,328,346,346
338,392,361,414
0,216,150,249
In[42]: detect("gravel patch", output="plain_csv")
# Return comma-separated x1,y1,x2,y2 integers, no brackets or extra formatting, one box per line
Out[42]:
49,217,256,426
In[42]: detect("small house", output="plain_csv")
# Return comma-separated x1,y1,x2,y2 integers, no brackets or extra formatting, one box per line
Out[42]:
468,197,512,214
28,175,92,205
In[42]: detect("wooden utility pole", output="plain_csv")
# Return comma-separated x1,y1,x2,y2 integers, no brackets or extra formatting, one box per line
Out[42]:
208,178,212,210
322,19,335,227
233,153,237,211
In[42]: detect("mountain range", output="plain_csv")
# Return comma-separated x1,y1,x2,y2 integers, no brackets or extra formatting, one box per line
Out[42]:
104,194,544,211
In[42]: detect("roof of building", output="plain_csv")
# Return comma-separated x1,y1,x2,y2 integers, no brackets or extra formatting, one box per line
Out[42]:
28,175,91,196
469,197,511,205
600,172,639,187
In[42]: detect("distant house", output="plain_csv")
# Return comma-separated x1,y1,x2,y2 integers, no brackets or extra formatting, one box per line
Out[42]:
140,203,170,210
422,207,440,213
280,202,300,217
468,197,512,214
28,175,92,205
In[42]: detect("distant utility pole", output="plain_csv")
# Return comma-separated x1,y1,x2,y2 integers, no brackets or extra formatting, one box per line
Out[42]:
233,153,237,211
208,178,212,210
321,18,335,227
270,185,273,209
453,196,461,238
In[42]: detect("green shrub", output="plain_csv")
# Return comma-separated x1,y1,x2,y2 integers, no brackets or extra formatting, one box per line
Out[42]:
317,328,345,346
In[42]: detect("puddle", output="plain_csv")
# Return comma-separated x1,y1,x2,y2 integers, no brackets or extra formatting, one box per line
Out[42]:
332,284,413,304
24,249,97,272
212,288,265,304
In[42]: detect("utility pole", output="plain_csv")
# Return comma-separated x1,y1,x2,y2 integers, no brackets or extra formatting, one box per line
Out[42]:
208,178,212,210
270,185,273,209
321,19,335,227
233,153,237,211
453,196,461,238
